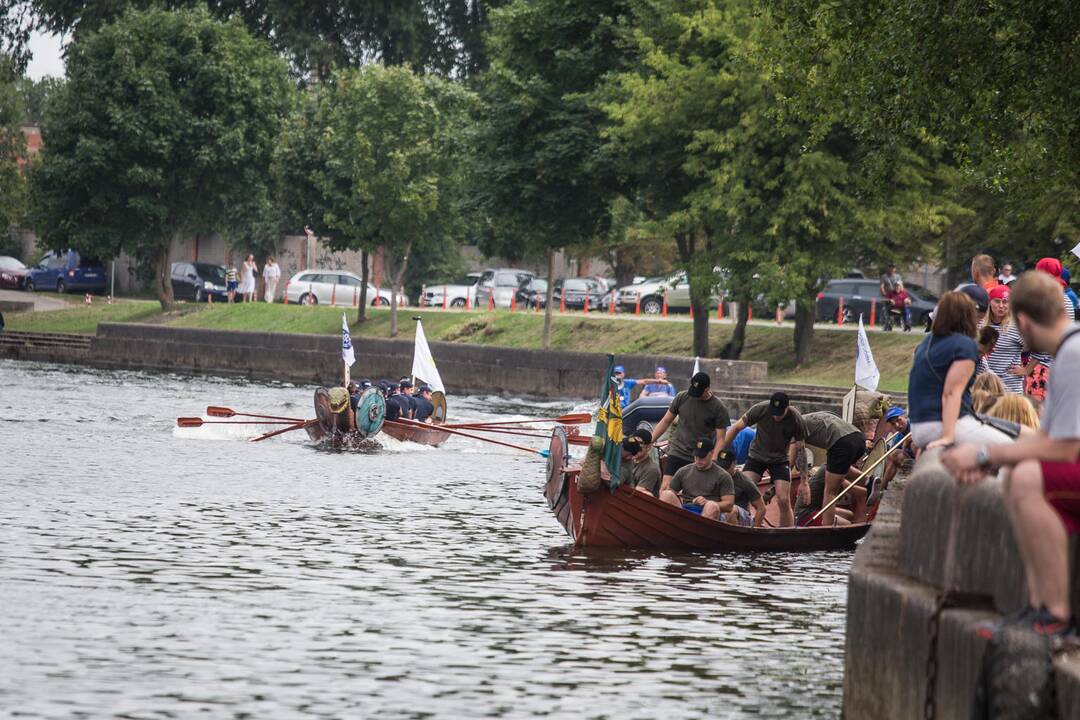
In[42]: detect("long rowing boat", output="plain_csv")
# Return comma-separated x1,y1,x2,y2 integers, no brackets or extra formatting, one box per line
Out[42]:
543,428,871,552
381,418,453,446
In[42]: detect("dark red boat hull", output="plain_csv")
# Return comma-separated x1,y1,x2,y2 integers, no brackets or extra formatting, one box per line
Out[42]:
381,419,452,447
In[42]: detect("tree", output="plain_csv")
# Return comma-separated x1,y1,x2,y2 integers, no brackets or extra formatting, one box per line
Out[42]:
276,64,475,332
29,7,293,309
0,60,26,239
15,74,61,124
475,0,630,349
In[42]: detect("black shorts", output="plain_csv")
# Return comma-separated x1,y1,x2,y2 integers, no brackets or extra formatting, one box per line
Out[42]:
743,458,791,483
826,431,865,475
663,454,694,477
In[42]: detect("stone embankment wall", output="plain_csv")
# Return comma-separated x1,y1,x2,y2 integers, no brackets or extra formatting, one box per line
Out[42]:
844,451,1080,718
1,323,906,414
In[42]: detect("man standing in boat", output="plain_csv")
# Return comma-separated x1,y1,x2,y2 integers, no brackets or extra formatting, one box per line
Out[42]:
650,371,731,491
721,392,808,527
640,366,676,398
797,411,866,527
660,437,734,520
620,429,662,497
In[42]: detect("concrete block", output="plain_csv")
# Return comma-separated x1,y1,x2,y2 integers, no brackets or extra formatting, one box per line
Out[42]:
934,607,996,719
898,451,1028,614
1056,652,1080,718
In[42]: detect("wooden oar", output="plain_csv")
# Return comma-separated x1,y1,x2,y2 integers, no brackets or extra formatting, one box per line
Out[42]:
809,432,910,524
391,418,550,457
449,426,551,439
206,406,306,422
249,419,318,443
441,412,592,429
178,417,302,428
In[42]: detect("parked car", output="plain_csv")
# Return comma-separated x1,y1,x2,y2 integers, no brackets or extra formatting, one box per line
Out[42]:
283,270,407,307
815,278,935,326
552,277,609,310
421,272,481,307
515,277,549,308
169,261,233,302
474,268,536,309
26,249,107,294
614,272,720,314
0,256,29,289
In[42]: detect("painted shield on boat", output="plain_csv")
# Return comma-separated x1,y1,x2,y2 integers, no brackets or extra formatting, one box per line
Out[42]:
545,426,570,510
356,387,386,437
313,387,336,436
431,391,447,424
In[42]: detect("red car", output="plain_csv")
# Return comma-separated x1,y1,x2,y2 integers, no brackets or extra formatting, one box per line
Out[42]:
0,256,28,289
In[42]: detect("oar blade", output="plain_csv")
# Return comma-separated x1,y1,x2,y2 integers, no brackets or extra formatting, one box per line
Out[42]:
206,406,235,418
177,417,204,427
555,412,593,425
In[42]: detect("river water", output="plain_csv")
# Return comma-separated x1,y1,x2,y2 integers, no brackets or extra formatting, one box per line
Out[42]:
1,359,852,719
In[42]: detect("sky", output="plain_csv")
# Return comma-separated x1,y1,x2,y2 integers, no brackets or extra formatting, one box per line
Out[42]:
26,31,65,79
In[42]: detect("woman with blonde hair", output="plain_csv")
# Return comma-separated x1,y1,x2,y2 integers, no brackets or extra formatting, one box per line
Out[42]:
987,394,1040,431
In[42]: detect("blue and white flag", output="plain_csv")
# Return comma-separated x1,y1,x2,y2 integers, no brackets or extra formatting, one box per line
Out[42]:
342,313,355,368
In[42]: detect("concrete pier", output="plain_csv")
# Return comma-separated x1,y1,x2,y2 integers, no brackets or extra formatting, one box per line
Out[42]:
844,451,1080,718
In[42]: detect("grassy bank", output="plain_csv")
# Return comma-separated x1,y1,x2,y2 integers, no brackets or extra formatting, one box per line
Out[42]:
5,301,920,391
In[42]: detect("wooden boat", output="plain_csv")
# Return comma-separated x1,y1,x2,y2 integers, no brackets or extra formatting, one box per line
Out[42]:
543,428,871,552
381,418,453,447
305,386,385,446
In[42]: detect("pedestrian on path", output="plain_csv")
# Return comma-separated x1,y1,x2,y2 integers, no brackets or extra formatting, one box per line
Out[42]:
263,257,281,303
240,254,258,303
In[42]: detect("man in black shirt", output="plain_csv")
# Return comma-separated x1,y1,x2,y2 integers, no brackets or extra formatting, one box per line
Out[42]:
413,385,436,423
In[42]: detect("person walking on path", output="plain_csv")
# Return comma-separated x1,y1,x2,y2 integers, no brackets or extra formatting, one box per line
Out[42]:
262,256,281,303
224,259,239,303
240,254,258,303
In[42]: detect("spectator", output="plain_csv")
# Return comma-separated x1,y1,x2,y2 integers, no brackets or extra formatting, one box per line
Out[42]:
970,253,998,292
998,263,1017,286
224,259,238,303
1025,257,1075,400
240,254,258,303
983,284,1025,394
884,280,913,332
907,291,1012,449
959,283,989,325
987,394,1040,431
971,371,1005,414
262,256,281,303
1063,267,1080,321
976,325,998,373
640,366,676,397
943,270,1080,637
880,263,902,297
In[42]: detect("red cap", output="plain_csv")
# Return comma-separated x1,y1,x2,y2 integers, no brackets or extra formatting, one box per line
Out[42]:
1036,257,1067,287
988,284,1010,301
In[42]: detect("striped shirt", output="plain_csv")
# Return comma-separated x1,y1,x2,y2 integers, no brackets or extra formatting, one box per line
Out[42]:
1029,292,1077,370
984,322,1025,393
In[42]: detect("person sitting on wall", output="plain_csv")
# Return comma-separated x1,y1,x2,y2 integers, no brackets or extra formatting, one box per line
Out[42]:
721,392,808,527
717,448,766,527
620,429,663,497
660,437,734,521
640,366,677,398
942,270,1080,639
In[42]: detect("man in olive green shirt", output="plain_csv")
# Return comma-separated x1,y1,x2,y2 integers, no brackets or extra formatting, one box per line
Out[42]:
660,438,734,520
797,411,866,526
650,371,731,491
620,429,662,497
721,391,807,527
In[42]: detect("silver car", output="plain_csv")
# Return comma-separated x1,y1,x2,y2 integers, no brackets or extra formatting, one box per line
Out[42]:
474,268,536,309
284,269,408,307
615,271,721,314
422,272,481,308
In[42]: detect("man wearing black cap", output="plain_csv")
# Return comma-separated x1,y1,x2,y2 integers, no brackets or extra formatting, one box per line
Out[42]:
721,391,808,527
660,437,734,520
620,429,662,497
413,385,435,423
717,448,766,527
398,379,417,418
650,370,731,491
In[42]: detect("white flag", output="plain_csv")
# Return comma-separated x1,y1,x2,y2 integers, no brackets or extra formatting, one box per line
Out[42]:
1071,240,1080,261
411,320,445,393
691,356,700,378
855,316,880,391
341,313,355,368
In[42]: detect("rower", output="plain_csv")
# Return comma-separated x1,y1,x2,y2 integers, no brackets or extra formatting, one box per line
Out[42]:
413,385,435,424
797,411,866,527
613,365,671,408
659,437,734,520
398,379,417,418
794,465,866,526
384,384,406,421
731,426,756,465
717,448,766,527
878,406,914,501
650,371,731,491
721,392,807,527
620,429,662,497
347,382,361,412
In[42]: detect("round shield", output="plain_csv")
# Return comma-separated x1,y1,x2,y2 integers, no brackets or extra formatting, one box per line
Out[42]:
313,387,336,436
431,391,447,424
545,426,570,509
356,387,386,437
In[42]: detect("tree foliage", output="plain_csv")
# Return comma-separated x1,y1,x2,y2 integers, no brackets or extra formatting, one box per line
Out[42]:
29,7,293,309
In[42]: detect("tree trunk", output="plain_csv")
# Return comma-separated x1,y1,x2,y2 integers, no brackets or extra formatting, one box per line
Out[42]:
388,243,411,338
357,249,370,324
154,243,174,312
542,248,554,350
720,297,750,359
691,295,709,358
793,298,815,369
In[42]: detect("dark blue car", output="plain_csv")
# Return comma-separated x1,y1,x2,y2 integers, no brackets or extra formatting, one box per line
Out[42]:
26,250,108,294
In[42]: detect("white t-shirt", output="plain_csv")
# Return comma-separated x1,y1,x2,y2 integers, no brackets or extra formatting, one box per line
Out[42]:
263,263,280,280
1042,326,1080,440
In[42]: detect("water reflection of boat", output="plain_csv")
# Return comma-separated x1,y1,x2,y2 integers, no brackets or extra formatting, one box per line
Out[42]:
544,428,871,553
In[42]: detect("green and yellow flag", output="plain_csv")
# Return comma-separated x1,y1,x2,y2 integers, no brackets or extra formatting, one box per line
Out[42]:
595,354,624,490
